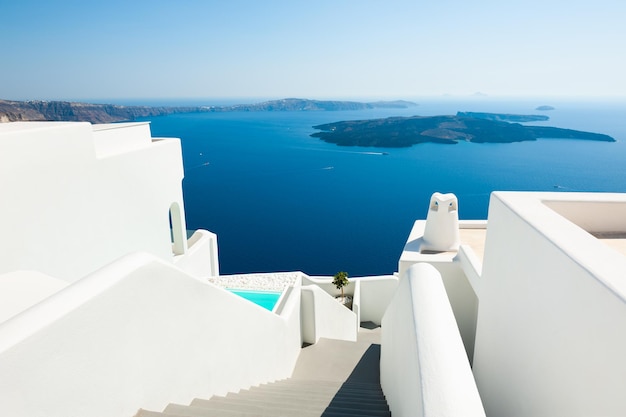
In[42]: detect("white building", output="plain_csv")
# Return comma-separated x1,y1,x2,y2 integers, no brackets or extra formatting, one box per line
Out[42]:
0,121,624,417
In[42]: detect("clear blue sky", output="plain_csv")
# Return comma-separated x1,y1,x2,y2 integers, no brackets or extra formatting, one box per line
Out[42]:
2,0,625,101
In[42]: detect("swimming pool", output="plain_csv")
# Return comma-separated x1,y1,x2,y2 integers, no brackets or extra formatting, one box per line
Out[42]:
228,289,282,311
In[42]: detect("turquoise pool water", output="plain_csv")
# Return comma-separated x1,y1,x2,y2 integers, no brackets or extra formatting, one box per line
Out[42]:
228,289,282,311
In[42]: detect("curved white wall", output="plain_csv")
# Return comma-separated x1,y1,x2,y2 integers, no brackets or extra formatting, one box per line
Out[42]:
381,263,485,417
0,253,301,417
399,220,480,361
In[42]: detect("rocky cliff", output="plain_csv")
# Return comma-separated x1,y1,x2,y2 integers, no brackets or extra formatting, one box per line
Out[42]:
0,99,202,123
0,98,417,123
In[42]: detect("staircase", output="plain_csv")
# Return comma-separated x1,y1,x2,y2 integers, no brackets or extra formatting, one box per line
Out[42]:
135,325,390,417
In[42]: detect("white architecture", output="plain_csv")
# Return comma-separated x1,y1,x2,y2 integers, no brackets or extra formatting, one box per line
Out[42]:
397,191,626,417
421,192,460,252
0,121,624,417
473,192,626,417
0,121,217,282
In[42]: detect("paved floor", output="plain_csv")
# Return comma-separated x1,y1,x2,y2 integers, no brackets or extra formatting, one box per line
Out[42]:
459,228,487,262
292,324,381,384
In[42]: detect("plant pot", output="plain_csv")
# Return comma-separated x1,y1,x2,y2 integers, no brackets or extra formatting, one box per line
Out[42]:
335,295,353,309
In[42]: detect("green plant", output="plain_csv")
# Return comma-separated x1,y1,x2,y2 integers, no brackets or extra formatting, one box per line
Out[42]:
332,271,349,299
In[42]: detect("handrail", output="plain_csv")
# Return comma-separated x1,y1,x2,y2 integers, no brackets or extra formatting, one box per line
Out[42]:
380,263,486,417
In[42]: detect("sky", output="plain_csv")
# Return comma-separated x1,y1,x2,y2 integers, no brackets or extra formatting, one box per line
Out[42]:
1,0,626,102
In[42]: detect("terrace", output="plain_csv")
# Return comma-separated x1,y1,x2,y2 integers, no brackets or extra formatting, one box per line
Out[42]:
1,122,624,417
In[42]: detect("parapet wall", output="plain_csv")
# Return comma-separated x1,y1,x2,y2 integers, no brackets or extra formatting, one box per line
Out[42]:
380,263,485,417
0,253,301,417
302,275,398,325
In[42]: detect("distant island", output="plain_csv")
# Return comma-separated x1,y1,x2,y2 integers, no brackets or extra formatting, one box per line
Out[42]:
456,112,549,122
311,113,615,147
536,105,555,111
0,99,201,124
204,98,417,112
0,98,417,123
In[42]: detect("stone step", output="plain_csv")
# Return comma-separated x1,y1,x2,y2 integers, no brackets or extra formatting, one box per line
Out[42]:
135,410,173,417
230,388,386,405
165,402,326,417
329,386,386,397
133,327,389,417
266,378,343,388
207,391,388,411
193,396,330,412
328,401,389,410
219,392,332,407
249,383,339,395
247,383,384,399
322,410,391,417
324,406,391,417
257,380,384,395
138,404,390,417
227,389,385,410
137,383,390,417
272,379,384,390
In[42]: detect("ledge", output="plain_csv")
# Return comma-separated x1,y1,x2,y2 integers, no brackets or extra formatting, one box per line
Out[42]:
398,220,487,278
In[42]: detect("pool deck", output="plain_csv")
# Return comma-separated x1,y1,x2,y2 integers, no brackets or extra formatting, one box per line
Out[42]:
208,272,300,292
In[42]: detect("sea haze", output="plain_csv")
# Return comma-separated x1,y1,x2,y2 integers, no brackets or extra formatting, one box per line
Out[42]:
140,98,626,276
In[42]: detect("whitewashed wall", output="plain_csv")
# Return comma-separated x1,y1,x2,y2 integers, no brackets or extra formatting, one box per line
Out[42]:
302,275,398,325
0,253,302,417
356,276,398,325
0,122,186,282
398,220,479,361
473,192,626,417
381,263,485,417
428,262,479,362
0,271,68,323
301,284,357,344
173,229,220,277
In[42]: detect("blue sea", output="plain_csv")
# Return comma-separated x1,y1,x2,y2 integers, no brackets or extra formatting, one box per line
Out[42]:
138,97,626,276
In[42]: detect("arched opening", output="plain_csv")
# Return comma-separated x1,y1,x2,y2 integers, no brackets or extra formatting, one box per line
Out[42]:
169,202,186,255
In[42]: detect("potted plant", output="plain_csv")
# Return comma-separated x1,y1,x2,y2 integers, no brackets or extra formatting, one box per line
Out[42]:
332,271,351,308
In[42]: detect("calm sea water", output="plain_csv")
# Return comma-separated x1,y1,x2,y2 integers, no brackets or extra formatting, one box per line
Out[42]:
140,98,626,276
